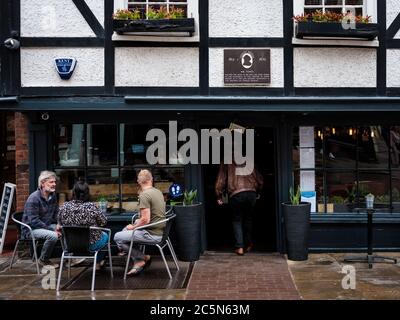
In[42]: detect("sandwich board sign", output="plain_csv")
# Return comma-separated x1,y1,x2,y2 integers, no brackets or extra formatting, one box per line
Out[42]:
0,183,16,254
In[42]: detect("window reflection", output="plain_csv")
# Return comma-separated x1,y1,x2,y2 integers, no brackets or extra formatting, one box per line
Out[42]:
55,169,85,204
54,124,84,167
87,169,120,214
87,124,118,166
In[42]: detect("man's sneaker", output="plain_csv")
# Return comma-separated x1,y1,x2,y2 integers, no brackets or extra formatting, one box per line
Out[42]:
38,259,59,269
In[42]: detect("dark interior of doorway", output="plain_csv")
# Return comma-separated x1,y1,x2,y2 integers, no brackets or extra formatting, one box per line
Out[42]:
203,127,277,252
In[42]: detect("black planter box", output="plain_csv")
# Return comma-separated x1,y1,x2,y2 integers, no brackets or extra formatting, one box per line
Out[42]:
282,202,311,261
173,203,202,262
295,22,379,40
113,18,195,36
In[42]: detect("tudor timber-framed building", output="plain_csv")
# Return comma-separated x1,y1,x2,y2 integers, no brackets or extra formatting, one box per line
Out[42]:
2,0,400,254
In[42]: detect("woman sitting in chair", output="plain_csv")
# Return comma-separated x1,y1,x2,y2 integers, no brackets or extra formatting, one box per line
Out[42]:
58,178,108,270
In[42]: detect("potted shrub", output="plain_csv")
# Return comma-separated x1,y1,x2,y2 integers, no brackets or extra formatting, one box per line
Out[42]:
331,196,347,213
113,6,195,36
293,10,379,40
172,190,203,262
282,186,311,261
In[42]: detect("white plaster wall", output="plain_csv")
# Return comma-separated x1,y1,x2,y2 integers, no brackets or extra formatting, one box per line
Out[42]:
294,48,376,88
209,48,284,87
387,0,400,39
21,48,104,87
21,0,99,37
387,50,400,87
86,0,105,27
115,48,199,87
209,0,283,38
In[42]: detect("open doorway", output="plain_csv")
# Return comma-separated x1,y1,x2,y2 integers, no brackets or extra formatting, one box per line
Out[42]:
203,127,277,252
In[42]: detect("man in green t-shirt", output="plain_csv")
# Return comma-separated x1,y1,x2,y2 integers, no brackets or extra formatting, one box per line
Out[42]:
114,169,166,276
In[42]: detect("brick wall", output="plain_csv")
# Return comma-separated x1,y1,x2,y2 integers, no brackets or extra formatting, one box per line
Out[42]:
15,112,29,211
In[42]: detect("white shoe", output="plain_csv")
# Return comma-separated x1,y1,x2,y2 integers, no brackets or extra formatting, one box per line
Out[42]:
328,152,335,159
70,258,86,266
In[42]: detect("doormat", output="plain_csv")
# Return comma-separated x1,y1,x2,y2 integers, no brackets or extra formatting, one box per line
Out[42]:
61,257,193,291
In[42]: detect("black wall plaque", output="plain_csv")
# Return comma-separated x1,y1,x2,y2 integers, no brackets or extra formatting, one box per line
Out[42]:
0,183,16,254
224,49,271,86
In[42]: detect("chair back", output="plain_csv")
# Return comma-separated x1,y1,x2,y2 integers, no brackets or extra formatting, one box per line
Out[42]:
11,212,24,237
62,226,91,255
160,207,175,244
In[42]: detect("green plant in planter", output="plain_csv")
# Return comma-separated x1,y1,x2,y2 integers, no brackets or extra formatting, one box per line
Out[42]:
113,8,141,20
97,196,107,202
331,196,345,204
289,186,301,205
183,189,197,205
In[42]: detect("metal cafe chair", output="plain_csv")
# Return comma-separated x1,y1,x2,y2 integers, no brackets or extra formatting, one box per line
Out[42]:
9,212,41,275
56,226,113,292
123,207,180,280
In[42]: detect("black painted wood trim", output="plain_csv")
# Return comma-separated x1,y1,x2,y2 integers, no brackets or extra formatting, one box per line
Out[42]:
72,0,105,38
294,87,378,96
377,0,387,95
21,37,104,47
386,39,400,48
115,87,201,96
112,41,199,47
386,88,400,96
104,0,114,94
209,38,285,47
386,12,400,39
20,87,107,97
1,0,20,95
209,88,285,97
283,0,294,96
199,0,209,95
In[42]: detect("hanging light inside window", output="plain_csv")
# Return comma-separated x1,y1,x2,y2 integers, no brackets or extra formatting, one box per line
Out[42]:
349,128,353,136
317,130,321,138
332,127,336,135
371,130,374,138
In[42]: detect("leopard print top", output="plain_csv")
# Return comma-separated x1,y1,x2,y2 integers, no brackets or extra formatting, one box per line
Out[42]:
58,200,107,244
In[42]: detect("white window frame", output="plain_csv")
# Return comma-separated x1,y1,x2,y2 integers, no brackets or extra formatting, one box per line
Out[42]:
293,0,378,47
303,0,366,16
113,0,199,42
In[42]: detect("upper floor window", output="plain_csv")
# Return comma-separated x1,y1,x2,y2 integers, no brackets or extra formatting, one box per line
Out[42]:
304,0,365,16
128,1,189,19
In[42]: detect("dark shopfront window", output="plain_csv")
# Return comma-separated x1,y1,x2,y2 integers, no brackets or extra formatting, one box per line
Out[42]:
53,123,185,214
292,126,400,214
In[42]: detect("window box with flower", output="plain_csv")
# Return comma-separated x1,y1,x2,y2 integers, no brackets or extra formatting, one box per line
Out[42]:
293,10,379,41
113,6,195,36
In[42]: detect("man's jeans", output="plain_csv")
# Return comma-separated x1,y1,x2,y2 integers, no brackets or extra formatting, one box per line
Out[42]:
229,191,257,248
114,228,162,262
89,231,109,263
31,224,58,261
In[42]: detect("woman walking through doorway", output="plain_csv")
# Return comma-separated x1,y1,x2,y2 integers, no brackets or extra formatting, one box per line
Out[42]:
215,162,263,255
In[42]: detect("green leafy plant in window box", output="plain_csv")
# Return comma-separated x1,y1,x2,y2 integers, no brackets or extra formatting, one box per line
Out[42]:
113,6,195,36
293,10,379,41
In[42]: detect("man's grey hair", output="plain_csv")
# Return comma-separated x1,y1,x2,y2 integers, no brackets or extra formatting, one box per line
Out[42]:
38,170,58,187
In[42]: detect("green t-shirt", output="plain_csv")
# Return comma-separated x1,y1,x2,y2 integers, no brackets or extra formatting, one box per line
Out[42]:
138,187,166,236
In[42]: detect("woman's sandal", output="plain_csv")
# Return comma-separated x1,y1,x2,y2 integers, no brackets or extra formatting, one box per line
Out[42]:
234,248,244,256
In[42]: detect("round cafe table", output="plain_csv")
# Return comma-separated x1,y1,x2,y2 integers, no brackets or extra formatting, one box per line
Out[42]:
344,207,398,269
